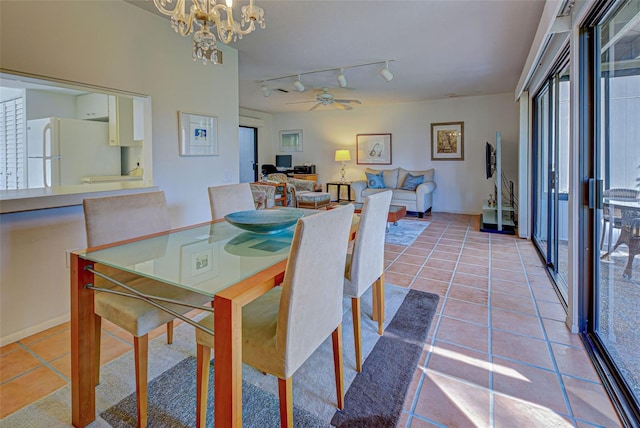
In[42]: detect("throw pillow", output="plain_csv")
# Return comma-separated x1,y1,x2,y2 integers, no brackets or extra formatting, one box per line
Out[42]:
365,171,386,189
400,173,424,191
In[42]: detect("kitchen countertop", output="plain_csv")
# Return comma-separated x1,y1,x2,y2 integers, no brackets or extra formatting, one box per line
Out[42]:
0,182,158,214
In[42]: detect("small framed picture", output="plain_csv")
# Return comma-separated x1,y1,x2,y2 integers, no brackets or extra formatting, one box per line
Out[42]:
180,240,219,285
179,111,218,156
431,122,464,161
356,133,392,165
279,129,303,152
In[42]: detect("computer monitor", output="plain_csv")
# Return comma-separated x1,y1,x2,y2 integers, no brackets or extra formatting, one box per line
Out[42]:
275,154,292,168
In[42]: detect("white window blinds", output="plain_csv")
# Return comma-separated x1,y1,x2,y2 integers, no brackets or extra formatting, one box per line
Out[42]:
0,97,26,190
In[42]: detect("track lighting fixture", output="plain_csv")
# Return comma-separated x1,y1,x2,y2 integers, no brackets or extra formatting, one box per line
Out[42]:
380,61,394,82
259,60,394,96
337,68,347,88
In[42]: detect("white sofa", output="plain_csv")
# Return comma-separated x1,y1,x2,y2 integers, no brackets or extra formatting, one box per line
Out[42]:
351,167,436,217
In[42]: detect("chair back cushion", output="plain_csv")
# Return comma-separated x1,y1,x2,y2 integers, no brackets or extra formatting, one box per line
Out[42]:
83,191,170,248
345,190,393,297
208,183,256,220
277,204,355,377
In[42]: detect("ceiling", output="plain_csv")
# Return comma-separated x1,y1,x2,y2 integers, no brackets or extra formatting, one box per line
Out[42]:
129,0,545,114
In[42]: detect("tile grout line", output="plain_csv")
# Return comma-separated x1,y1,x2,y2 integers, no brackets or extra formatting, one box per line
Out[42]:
408,216,472,423
14,342,69,383
488,233,495,427
405,217,453,426
514,239,577,422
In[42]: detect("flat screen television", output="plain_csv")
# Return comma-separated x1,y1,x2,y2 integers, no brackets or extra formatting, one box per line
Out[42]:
276,154,292,168
485,142,496,179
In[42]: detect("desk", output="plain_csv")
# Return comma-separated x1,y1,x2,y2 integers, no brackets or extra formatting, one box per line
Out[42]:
70,209,359,427
326,182,352,202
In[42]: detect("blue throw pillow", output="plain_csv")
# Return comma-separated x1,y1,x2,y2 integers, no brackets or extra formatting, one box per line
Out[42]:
400,173,424,191
365,171,386,189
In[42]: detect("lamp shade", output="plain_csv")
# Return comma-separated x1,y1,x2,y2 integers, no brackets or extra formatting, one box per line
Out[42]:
335,149,351,162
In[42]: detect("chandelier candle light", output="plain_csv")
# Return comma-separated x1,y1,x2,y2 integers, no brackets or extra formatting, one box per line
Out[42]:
153,0,265,65
335,149,351,184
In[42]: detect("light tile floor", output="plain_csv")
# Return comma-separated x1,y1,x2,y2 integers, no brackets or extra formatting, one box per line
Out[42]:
0,213,624,427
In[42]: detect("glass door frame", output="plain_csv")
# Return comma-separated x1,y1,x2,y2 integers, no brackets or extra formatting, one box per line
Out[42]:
578,1,640,423
531,51,571,306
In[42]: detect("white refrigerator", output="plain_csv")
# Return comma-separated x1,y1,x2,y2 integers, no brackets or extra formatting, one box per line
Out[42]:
27,117,121,188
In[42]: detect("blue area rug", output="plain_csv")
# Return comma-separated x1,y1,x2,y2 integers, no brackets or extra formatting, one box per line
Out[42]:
385,219,429,246
100,289,439,427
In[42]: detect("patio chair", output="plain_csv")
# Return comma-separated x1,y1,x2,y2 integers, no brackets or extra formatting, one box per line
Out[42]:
600,188,640,250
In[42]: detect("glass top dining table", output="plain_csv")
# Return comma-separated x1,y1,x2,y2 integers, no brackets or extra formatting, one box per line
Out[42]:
70,208,359,427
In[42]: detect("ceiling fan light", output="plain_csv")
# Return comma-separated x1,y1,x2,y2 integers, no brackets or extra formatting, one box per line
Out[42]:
337,68,347,88
380,61,394,82
261,84,271,97
294,75,305,92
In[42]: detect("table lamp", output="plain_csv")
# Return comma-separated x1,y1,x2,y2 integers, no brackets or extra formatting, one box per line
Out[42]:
335,149,351,183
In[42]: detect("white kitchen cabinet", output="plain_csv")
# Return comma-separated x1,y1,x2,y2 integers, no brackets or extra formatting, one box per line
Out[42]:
76,93,109,120
108,96,141,147
133,98,144,141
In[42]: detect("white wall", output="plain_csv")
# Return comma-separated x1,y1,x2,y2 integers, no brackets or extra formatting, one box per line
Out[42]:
0,1,239,343
269,93,519,214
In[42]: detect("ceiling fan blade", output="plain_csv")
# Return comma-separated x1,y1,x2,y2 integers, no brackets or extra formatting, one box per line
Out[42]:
308,103,322,111
286,100,319,105
335,103,352,110
334,99,361,104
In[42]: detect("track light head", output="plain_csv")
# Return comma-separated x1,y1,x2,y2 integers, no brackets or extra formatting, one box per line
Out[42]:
261,83,271,97
337,68,347,88
293,75,305,92
380,61,394,82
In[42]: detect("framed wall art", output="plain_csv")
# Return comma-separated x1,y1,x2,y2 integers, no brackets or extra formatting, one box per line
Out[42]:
179,111,218,156
279,129,303,152
431,121,464,160
356,133,392,165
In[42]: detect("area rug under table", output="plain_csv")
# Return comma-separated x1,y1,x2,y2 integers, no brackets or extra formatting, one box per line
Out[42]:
384,219,429,246
100,289,439,427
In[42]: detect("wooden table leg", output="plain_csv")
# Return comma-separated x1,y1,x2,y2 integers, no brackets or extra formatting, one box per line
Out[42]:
214,296,243,427
71,254,96,428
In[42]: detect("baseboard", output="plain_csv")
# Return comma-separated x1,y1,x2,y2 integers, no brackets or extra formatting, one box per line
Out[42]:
0,313,70,346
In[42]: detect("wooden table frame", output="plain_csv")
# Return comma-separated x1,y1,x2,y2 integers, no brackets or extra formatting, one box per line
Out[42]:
71,218,361,428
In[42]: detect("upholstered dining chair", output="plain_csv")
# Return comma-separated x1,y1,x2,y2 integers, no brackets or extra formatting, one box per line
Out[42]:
344,190,393,372
208,183,256,220
194,204,356,428
83,191,211,428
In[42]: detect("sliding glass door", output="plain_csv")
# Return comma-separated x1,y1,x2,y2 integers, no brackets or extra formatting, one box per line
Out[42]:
580,1,640,422
532,58,570,303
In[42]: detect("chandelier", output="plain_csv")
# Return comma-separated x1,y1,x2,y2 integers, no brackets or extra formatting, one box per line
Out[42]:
153,0,265,65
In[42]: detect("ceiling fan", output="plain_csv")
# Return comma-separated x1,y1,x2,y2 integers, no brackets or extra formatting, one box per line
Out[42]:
288,88,361,111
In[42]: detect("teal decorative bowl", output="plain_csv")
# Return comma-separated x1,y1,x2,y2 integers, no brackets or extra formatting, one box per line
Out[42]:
224,209,304,234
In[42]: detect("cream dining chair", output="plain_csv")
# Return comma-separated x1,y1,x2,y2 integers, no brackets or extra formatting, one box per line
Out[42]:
208,183,256,220
83,191,211,428
194,204,356,428
344,190,392,372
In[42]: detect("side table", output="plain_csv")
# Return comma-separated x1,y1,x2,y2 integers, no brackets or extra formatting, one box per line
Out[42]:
326,182,352,202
